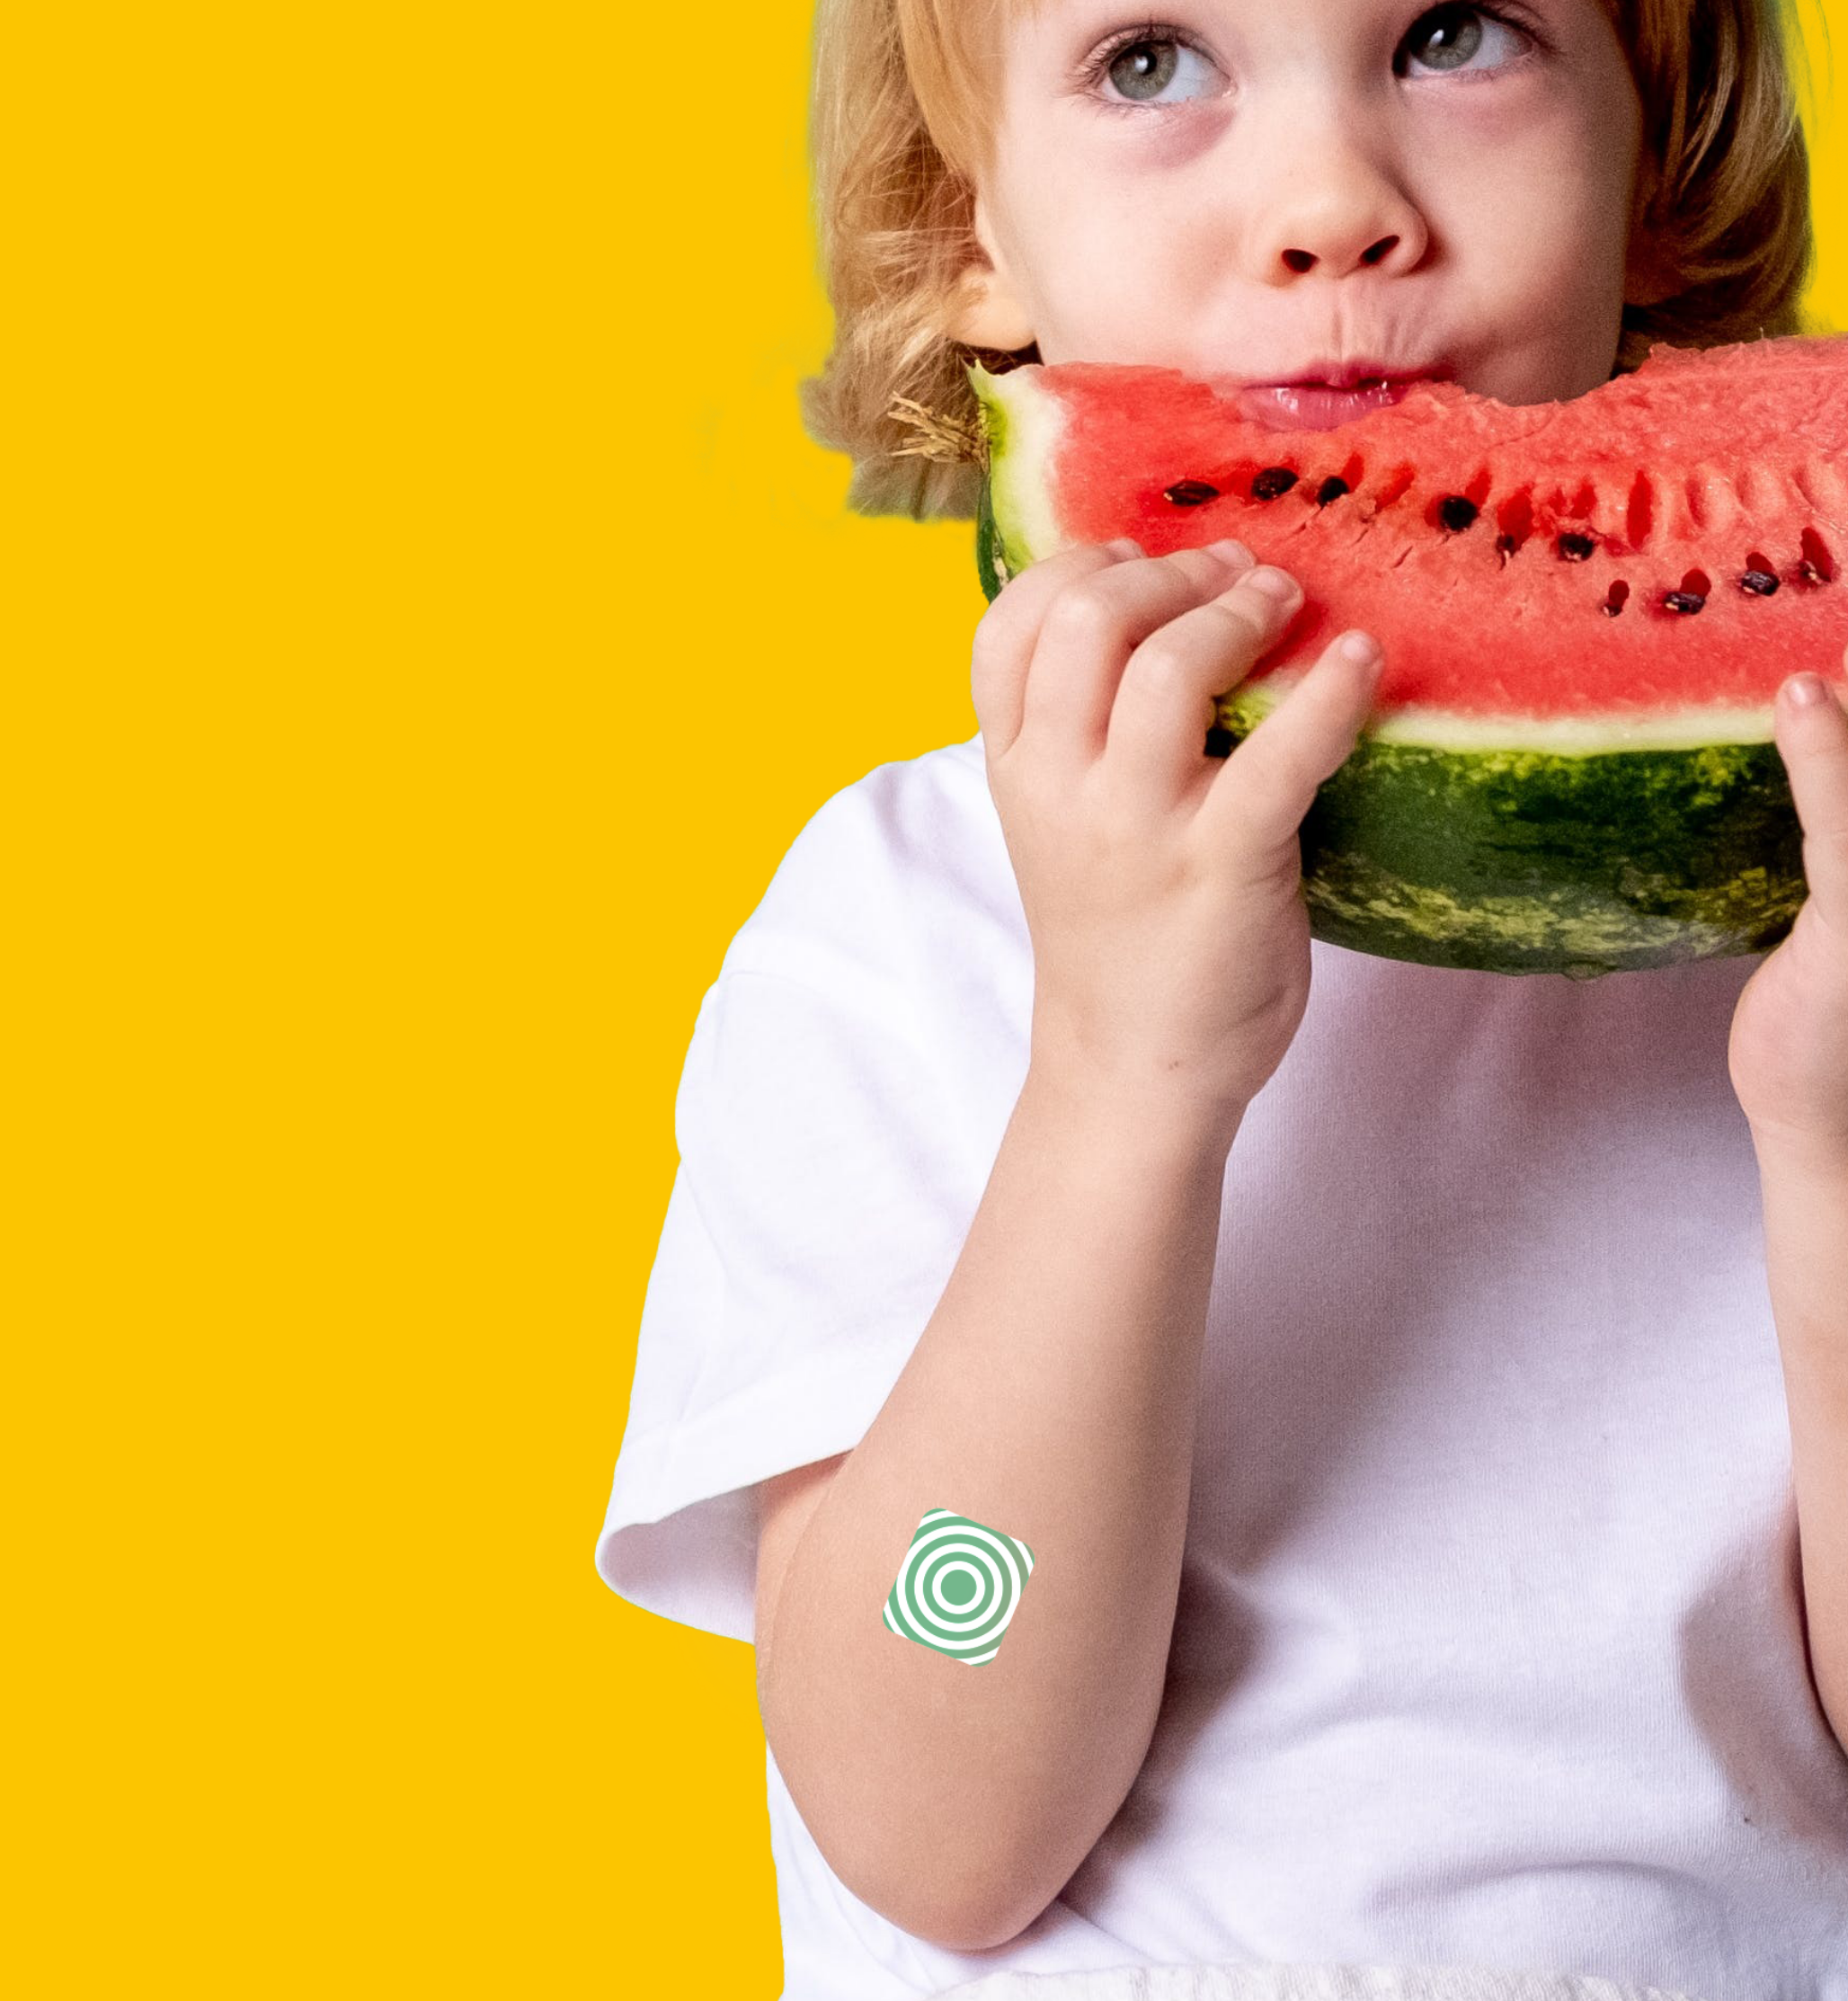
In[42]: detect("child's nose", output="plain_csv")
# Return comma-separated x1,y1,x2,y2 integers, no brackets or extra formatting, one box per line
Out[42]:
1231,120,1429,285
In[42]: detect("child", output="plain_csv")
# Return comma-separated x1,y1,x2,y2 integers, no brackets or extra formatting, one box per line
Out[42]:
595,3,1848,1997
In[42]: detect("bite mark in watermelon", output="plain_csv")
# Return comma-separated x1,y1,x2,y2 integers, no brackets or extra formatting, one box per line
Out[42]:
968,338,1848,978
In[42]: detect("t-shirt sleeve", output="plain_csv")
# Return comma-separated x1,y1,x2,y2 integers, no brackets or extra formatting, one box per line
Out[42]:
593,757,1023,1646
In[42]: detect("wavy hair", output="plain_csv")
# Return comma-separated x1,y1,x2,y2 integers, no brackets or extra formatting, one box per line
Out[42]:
795,0,1827,521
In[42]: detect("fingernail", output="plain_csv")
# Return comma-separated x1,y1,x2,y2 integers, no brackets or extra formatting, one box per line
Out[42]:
1245,567,1301,602
1339,632,1381,664
1786,673,1827,707
1106,537,1144,558
1204,538,1252,565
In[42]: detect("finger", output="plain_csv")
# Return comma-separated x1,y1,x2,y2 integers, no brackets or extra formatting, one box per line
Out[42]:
1017,543,1259,775
1775,666,1848,920
1194,631,1386,870
971,539,1140,759
1100,564,1308,810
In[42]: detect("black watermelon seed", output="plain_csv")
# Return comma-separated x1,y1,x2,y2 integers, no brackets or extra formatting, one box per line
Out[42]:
1204,725,1233,760
1164,479,1220,506
1740,569,1780,595
1663,591,1706,614
1556,533,1597,562
1438,495,1479,531
1494,532,1520,560
1315,476,1351,505
1251,467,1300,500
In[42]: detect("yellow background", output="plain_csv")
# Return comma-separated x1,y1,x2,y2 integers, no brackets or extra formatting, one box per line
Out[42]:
9,3,1844,1994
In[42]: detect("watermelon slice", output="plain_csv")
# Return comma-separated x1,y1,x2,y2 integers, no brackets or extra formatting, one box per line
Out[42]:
967,338,1848,978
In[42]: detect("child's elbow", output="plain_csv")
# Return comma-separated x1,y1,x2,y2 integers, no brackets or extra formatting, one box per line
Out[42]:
872,1885,1044,1957
845,1843,1058,1955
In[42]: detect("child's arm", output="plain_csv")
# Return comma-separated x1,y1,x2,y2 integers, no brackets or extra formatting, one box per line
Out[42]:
1751,1137,1848,1761
759,539,1368,1951
1727,678,1848,1762
754,1058,1236,1953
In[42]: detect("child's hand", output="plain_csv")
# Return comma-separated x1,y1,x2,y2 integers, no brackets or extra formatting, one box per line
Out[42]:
1728,664,1848,1175
972,537,1384,1131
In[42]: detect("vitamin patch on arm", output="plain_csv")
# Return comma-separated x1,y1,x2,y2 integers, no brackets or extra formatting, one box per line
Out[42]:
883,1508,1035,1667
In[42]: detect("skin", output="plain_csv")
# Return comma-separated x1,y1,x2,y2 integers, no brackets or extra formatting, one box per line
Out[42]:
946,0,1679,398
943,0,1848,1754
945,0,1848,1172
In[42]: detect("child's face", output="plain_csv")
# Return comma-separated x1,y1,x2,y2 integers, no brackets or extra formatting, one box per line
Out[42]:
947,0,1673,405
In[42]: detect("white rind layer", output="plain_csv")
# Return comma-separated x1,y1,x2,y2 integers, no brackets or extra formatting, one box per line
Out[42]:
982,368,1065,576
1230,675,1781,752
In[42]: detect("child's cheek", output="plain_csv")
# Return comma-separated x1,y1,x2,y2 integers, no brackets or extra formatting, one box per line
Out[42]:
1057,111,1257,292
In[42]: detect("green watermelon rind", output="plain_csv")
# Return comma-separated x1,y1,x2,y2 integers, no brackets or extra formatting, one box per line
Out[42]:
1221,680,1802,975
974,462,1007,601
966,366,1806,978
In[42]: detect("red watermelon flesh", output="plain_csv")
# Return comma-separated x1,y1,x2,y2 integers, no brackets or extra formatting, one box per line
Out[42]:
976,338,1848,734
967,337,1847,975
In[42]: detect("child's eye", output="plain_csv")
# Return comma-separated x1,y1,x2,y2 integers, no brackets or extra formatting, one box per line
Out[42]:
1076,24,1220,112
1076,4,1547,116
1400,3,1542,79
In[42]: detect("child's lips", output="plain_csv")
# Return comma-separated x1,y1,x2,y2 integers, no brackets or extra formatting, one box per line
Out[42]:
1236,378,1426,430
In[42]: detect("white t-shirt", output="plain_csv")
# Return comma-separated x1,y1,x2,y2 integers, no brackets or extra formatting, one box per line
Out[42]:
593,734,1848,2001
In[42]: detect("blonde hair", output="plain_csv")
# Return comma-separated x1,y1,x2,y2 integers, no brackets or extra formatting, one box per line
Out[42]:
796,0,1828,522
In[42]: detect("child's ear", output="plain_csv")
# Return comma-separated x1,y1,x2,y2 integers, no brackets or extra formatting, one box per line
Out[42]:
945,198,1038,352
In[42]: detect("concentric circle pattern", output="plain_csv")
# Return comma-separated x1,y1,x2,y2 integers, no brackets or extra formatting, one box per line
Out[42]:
883,1509,1036,1667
